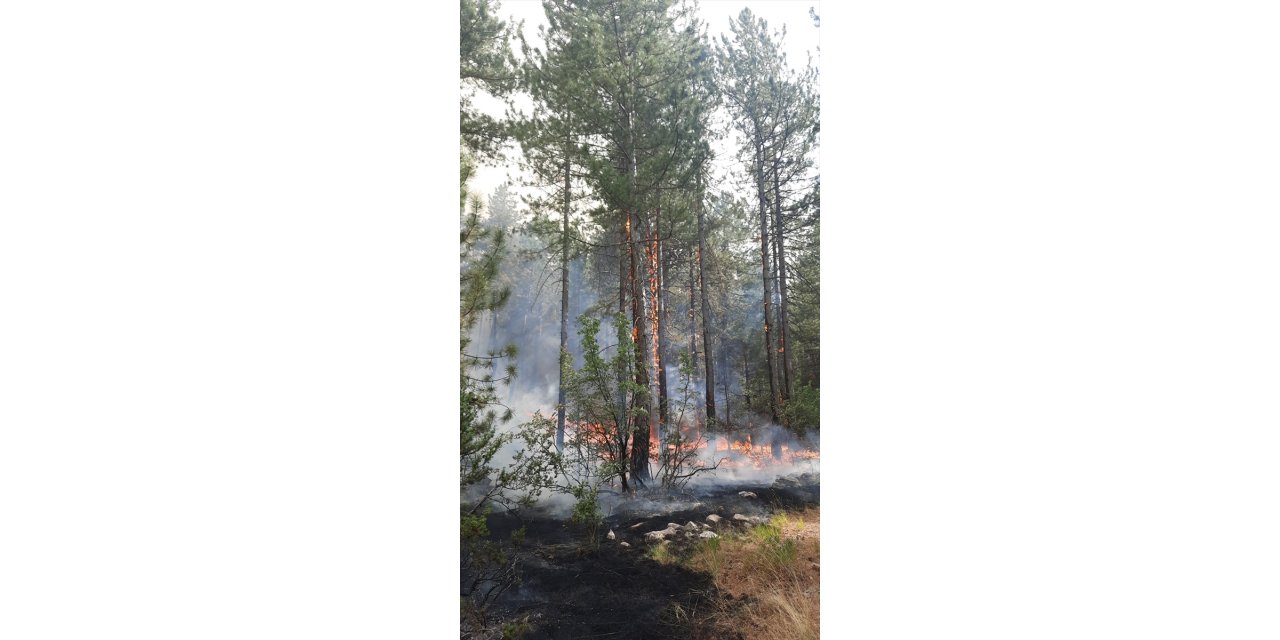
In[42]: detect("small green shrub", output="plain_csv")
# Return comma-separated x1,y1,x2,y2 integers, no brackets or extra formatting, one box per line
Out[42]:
648,541,675,565
501,615,531,639
569,485,602,544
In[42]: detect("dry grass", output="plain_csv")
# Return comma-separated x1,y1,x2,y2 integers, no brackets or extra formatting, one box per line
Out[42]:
685,507,820,640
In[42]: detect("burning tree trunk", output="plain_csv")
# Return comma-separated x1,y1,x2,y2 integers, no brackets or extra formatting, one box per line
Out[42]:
627,210,653,486
654,205,670,448
721,344,731,428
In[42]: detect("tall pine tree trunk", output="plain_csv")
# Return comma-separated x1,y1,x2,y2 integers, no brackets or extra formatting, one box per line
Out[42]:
752,130,780,424
771,138,793,405
697,179,717,430
616,209,630,484
628,209,652,486
555,136,570,453
655,206,670,449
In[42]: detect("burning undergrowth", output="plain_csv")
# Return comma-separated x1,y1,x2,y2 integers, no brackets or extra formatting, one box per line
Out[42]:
463,309,820,638
470,415,820,519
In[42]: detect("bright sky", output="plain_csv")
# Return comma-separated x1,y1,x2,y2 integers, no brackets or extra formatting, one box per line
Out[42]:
468,0,821,210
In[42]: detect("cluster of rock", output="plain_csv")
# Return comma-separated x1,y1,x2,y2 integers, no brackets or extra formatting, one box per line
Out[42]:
608,494,775,548
621,511,772,546
643,520,713,542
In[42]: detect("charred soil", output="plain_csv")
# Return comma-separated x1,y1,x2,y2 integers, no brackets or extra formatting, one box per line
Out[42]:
470,473,819,640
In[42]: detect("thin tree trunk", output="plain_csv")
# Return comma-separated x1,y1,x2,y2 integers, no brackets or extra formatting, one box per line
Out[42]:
616,209,629,479
689,250,698,381
753,130,780,423
772,138,793,404
555,133,570,453
655,205,670,449
697,178,717,430
721,343,731,429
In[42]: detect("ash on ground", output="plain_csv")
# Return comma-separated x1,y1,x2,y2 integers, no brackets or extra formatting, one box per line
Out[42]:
471,472,819,640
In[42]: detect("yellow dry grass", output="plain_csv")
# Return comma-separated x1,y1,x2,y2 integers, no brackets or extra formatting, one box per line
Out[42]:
686,507,820,640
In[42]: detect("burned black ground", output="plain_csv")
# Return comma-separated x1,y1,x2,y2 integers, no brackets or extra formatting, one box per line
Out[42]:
470,473,819,639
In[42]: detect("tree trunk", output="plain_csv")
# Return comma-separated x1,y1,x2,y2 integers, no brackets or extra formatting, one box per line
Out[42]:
696,179,717,430
655,206,670,449
555,135,570,453
721,343,731,428
689,249,698,380
753,130,780,423
628,209,652,486
771,136,793,405
615,209,629,479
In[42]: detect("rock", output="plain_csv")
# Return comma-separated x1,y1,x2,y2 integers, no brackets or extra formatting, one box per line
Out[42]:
733,513,751,522
667,523,682,531
738,491,757,499
699,523,710,530
607,529,616,540
683,521,699,531
620,542,630,548
706,514,722,524
645,530,670,541
630,522,646,530
699,531,719,539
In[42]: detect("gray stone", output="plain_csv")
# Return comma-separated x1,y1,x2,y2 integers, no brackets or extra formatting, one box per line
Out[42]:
706,514,722,524
699,531,719,539
607,529,616,540
738,491,758,499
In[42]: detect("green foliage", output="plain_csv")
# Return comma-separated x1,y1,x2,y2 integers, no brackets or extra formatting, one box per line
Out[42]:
647,541,675,565
652,348,719,489
563,312,642,488
460,6,526,621
568,483,603,544
460,0,519,162
750,521,782,545
501,617,532,640
780,383,819,433
460,163,518,506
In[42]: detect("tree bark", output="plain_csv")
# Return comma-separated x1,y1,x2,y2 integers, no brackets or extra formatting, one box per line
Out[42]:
655,205,670,449
772,130,793,405
696,179,717,430
628,209,652,485
555,133,570,453
752,129,780,423
689,248,698,383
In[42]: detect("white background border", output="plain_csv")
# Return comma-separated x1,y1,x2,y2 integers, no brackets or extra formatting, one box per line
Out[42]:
2,1,1278,637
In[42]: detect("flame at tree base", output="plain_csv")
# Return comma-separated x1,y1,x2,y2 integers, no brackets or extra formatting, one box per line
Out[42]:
562,418,819,478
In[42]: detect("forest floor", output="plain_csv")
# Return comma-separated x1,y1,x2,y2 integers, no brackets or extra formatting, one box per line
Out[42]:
471,473,820,640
